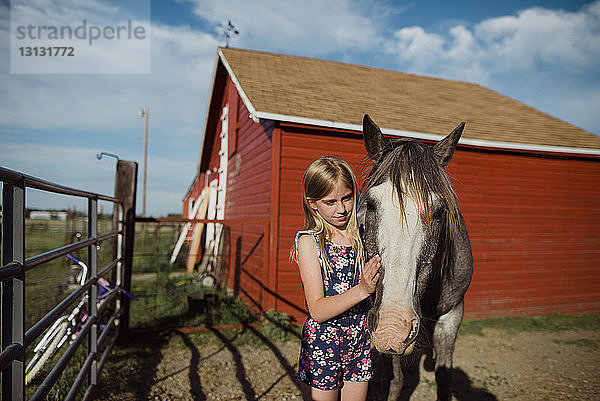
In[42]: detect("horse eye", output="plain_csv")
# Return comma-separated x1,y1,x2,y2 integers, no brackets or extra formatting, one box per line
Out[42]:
366,199,376,211
432,205,445,219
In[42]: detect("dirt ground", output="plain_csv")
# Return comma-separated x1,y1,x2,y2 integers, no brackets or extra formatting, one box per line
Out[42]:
93,324,599,401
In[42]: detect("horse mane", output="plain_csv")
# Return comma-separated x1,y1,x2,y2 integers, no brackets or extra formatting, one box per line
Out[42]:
361,138,462,270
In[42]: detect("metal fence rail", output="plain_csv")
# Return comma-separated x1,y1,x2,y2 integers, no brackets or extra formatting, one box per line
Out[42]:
0,164,136,401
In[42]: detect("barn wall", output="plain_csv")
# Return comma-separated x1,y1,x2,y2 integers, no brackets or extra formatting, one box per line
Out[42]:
276,129,368,323
185,77,274,313
274,128,600,322
183,174,203,219
222,79,275,313
449,149,600,318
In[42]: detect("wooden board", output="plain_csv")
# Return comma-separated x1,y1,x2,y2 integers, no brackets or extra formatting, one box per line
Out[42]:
187,187,209,273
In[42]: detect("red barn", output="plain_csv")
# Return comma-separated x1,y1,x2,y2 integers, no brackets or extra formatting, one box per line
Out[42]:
184,47,600,322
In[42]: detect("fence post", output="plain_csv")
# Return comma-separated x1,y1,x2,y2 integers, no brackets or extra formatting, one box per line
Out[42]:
113,160,137,338
1,180,25,401
87,197,98,386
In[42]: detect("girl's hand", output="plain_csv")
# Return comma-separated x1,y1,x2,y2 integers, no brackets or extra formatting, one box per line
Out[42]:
359,255,381,296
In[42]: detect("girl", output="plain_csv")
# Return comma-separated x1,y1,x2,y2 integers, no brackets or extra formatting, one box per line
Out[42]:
291,156,381,401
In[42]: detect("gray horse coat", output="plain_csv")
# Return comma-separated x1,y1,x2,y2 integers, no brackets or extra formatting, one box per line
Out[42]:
360,114,473,401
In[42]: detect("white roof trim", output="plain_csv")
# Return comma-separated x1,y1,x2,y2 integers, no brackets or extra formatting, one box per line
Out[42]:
218,50,600,156
218,49,257,118
255,111,600,156
451,137,600,155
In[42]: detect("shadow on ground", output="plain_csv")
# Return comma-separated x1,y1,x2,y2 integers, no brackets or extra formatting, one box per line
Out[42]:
92,321,301,400
451,367,498,401
93,327,497,401
196,323,300,401
92,331,169,400
367,351,497,401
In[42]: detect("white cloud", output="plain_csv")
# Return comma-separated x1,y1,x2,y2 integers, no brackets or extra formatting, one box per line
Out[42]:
387,27,443,68
391,2,600,78
383,1,600,134
187,0,383,56
473,4,600,72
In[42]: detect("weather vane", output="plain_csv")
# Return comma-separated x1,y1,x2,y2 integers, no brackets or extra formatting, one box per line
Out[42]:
219,20,239,48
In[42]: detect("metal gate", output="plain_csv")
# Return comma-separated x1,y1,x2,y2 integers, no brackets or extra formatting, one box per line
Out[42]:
0,162,137,401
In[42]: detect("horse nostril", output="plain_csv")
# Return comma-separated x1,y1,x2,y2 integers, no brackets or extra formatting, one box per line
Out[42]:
412,319,419,332
404,319,419,342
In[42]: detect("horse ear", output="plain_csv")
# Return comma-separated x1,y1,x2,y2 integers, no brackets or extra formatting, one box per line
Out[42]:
362,114,391,158
433,122,465,166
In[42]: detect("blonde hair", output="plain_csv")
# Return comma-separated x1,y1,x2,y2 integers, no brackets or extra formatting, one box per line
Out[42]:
290,156,365,278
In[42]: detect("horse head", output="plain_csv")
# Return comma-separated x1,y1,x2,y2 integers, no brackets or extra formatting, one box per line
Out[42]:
360,114,467,356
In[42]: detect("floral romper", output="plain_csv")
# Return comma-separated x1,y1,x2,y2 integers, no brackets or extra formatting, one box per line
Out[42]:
295,231,372,391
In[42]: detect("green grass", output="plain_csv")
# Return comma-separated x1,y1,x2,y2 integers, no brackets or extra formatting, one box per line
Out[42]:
130,273,259,330
131,222,181,274
25,346,88,401
128,269,301,346
459,313,600,336
128,272,302,344
25,227,70,257
24,310,118,401
553,338,599,349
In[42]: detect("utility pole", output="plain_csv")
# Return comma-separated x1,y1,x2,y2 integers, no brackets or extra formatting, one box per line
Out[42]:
138,107,149,217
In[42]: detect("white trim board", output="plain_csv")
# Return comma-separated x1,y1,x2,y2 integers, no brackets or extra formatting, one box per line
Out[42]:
255,111,600,156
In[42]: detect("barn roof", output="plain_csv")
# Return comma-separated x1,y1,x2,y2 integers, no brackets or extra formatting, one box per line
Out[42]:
217,47,600,155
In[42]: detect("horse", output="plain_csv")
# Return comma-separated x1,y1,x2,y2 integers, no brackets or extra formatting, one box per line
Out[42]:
359,114,473,401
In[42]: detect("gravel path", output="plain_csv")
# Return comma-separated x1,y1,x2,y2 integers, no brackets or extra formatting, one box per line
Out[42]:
95,326,599,400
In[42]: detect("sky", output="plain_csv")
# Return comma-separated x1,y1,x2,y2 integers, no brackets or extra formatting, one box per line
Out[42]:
1,0,599,217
